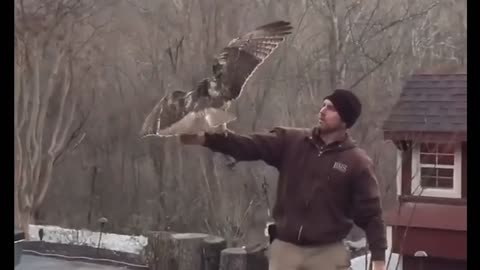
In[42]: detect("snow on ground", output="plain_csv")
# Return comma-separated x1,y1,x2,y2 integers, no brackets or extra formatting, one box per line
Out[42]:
28,225,147,255
351,252,401,270
344,238,367,250
28,224,400,269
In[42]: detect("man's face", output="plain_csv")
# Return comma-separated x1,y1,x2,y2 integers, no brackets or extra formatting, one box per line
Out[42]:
317,99,345,132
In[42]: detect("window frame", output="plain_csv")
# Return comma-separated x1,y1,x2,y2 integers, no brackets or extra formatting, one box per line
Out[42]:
411,142,462,198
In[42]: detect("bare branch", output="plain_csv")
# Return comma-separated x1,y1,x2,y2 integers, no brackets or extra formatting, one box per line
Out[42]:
48,55,73,157
367,1,440,43
53,107,89,167
349,48,395,89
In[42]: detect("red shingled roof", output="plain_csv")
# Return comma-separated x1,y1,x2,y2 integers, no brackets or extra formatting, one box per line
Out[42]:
383,74,467,134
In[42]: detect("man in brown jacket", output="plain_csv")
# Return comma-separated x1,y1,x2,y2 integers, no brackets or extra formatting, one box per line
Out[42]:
181,89,387,270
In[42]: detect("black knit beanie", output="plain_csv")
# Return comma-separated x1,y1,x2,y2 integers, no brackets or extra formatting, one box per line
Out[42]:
323,89,362,129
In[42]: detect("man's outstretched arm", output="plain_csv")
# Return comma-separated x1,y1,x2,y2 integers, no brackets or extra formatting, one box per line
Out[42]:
180,128,287,167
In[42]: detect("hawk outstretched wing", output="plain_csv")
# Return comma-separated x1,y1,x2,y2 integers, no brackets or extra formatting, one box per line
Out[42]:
210,20,293,100
140,21,292,137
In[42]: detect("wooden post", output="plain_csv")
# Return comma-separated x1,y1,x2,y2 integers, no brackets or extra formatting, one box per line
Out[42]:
170,233,209,270
219,245,269,270
145,231,268,270
145,231,175,270
219,247,247,270
246,244,269,270
202,236,227,270
145,231,210,270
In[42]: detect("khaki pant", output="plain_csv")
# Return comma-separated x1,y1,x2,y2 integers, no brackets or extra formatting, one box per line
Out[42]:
268,239,352,270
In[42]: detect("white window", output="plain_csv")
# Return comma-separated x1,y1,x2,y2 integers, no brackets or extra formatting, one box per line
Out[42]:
411,142,462,198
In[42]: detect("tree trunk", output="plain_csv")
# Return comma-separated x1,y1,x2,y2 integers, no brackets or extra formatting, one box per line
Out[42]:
246,245,269,270
18,208,33,240
202,236,227,270
220,247,247,270
170,233,210,270
219,246,269,270
145,231,175,270
145,231,210,270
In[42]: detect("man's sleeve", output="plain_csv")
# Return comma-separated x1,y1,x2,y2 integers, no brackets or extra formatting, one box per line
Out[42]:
351,160,388,262
203,127,287,167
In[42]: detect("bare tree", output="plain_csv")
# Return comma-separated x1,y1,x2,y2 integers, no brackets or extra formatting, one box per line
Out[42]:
14,0,110,234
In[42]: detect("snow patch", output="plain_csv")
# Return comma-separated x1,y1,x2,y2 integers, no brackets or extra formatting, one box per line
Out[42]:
344,238,367,250
28,225,148,255
351,253,402,270
27,224,401,269
172,233,208,239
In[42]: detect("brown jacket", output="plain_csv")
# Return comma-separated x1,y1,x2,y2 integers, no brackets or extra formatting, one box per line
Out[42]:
203,126,387,261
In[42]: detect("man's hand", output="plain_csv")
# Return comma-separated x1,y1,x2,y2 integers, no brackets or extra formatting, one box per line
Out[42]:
179,133,205,145
372,261,386,270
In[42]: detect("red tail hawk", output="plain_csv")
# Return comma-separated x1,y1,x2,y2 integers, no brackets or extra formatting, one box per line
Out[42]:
140,21,293,137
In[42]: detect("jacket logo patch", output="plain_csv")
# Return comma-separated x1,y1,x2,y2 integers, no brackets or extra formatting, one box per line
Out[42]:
333,162,348,173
